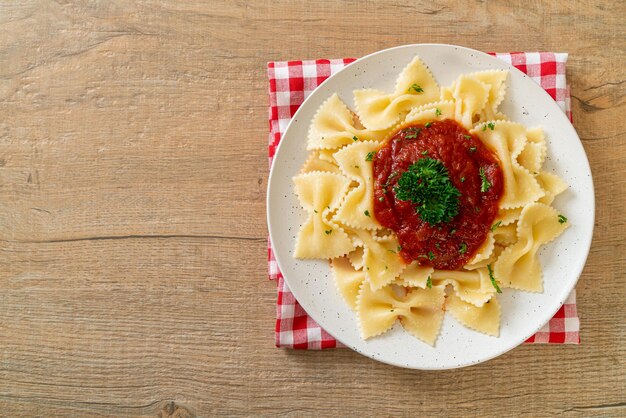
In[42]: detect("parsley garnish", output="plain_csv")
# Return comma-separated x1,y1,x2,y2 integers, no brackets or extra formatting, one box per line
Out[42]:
459,242,467,254
460,176,465,183
424,122,433,128
313,209,318,213
558,214,568,224
435,108,442,116
463,134,472,140
426,276,432,289
490,221,502,232
469,146,477,153
428,251,436,261
378,196,385,202
435,242,441,250
365,151,376,161
487,264,502,293
383,171,399,189
394,158,461,225
364,210,370,217
388,249,396,254
408,84,424,93
487,122,495,130
405,127,422,139
352,135,358,141
479,167,491,192
421,150,428,156
397,246,402,252
324,229,332,235
450,229,456,235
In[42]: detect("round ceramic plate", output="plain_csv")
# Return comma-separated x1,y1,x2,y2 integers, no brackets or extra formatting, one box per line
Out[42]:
266,44,594,369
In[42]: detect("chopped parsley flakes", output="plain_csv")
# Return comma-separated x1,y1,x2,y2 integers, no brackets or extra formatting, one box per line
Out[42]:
324,229,332,235
487,263,502,293
435,108,442,116
365,151,376,161
405,127,422,139
479,167,492,192
490,221,502,232
352,135,359,141
408,84,424,93
364,210,370,217
426,276,432,289
459,242,467,255
558,214,568,224
424,122,433,128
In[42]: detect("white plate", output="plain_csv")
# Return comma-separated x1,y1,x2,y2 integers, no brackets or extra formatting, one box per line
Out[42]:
266,44,594,369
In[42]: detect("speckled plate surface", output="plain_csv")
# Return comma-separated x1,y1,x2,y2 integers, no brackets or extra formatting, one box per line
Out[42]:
266,44,594,369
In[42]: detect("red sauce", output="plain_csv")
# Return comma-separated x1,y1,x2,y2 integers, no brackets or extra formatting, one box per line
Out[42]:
373,119,503,270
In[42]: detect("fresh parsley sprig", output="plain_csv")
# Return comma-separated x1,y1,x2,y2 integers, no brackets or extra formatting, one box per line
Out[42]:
394,158,461,225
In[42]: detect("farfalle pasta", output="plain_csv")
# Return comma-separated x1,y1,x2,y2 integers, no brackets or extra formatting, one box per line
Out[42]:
292,56,569,346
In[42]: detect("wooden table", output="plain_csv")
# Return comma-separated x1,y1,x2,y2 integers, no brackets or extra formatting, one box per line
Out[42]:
1,1,624,416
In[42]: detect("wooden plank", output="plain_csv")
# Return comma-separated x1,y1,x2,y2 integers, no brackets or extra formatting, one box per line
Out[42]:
0,0,623,416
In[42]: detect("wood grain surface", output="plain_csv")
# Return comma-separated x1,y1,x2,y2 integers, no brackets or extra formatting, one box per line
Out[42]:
0,1,624,416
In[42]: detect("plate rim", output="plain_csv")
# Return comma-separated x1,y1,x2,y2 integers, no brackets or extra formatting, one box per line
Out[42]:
266,43,595,369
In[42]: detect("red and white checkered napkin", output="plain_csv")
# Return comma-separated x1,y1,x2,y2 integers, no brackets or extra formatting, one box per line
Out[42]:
268,52,580,349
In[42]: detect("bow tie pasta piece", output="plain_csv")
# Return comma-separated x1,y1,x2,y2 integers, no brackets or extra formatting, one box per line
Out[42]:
331,257,365,311
293,172,355,259
517,127,547,174
494,207,522,226
473,121,544,209
347,246,365,271
463,244,505,271
473,70,508,123
446,292,501,337
492,223,518,246
307,93,389,150
357,282,445,344
399,286,446,345
299,150,341,174
536,171,568,205
450,75,490,129
317,148,338,165
466,232,495,266
494,203,569,292
431,269,495,307
441,70,509,127
333,141,383,230
404,100,455,124
395,261,434,289
356,231,406,290
354,56,440,130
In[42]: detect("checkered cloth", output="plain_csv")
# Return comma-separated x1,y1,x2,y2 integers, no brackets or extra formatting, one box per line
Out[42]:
268,52,580,349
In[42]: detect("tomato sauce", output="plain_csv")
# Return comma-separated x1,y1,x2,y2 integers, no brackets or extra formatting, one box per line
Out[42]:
373,119,503,270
